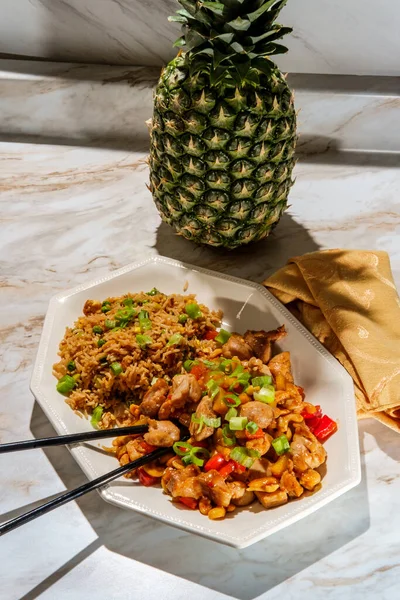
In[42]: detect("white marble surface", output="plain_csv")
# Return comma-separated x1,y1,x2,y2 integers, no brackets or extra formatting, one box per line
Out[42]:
1,60,400,155
1,133,400,599
2,0,400,75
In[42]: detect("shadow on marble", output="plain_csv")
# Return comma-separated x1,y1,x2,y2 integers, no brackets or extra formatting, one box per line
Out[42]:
298,145,400,169
358,419,400,463
0,132,150,153
154,214,320,283
24,401,370,600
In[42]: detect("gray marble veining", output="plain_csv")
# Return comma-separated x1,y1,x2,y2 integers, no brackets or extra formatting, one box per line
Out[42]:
1,60,400,153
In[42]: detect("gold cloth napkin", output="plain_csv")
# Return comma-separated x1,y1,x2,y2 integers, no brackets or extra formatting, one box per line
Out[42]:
263,250,400,433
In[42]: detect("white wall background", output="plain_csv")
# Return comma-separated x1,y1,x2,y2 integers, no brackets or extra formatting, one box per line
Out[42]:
1,0,399,75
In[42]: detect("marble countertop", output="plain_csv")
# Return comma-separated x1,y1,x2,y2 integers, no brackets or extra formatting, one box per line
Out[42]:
1,126,400,598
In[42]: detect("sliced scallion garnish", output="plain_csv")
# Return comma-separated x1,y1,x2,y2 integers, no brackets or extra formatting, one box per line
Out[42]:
90,406,103,429
253,385,275,404
215,329,231,345
185,302,202,319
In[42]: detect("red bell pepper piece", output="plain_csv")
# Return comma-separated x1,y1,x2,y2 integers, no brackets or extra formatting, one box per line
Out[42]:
190,363,208,380
177,496,198,510
137,467,158,487
231,460,246,474
140,441,158,454
301,405,322,421
218,461,236,478
204,453,227,472
245,427,264,440
312,415,338,442
203,330,218,340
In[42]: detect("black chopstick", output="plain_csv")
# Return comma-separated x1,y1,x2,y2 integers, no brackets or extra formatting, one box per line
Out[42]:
0,444,172,536
0,425,148,454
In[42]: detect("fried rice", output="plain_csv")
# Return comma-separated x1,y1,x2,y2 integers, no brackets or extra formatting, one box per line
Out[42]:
53,290,222,429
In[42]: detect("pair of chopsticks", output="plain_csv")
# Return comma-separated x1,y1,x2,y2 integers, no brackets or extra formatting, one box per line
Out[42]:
0,425,182,536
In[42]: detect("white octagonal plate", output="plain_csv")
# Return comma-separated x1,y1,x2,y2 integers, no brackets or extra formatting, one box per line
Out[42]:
31,256,361,548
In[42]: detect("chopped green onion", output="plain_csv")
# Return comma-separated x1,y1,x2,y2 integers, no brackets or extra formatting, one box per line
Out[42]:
72,374,81,383
146,287,160,296
56,374,77,395
223,393,241,408
247,448,261,458
206,379,220,399
66,360,76,371
191,414,204,433
151,377,158,385
110,362,123,376
219,358,233,374
178,314,188,324
229,416,248,431
225,407,238,421
272,435,290,456
229,446,260,468
183,359,195,372
246,421,259,434
122,297,134,307
72,328,84,337
252,375,273,388
231,364,244,377
173,441,192,456
138,310,152,331
202,360,218,369
185,302,202,319
202,416,221,428
97,338,106,348
191,414,221,431
105,319,116,329
90,406,103,429
215,329,231,345
253,384,275,404
190,446,210,467
182,454,192,466
136,334,153,350
167,333,183,347
92,325,103,335
115,307,136,325
222,424,237,446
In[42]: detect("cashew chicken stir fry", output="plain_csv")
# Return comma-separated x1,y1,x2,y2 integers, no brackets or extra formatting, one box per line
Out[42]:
111,325,337,520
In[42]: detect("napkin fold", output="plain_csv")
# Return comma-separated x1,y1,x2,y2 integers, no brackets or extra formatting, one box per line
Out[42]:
263,250,400,433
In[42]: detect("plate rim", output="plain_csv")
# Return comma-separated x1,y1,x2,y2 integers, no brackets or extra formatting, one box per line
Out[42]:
30,255,361,548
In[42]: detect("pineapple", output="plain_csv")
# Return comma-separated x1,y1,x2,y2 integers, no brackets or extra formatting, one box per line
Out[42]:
149,0,296,249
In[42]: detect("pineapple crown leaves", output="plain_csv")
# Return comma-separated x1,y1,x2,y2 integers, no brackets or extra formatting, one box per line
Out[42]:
169,0,292,87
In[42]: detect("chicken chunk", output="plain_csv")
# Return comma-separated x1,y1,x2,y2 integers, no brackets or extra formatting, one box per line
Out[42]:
268,351,294,383
244,325,286,363
290,424,326,471
144,419,180,447
162,464,202,498
256,490,288,509
158,374,201,419
189,395,218,441
222,334,253,361
240,401,274,429
197,470,233,507
280,470,304,497
140,379,169,417
228,481,256,506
